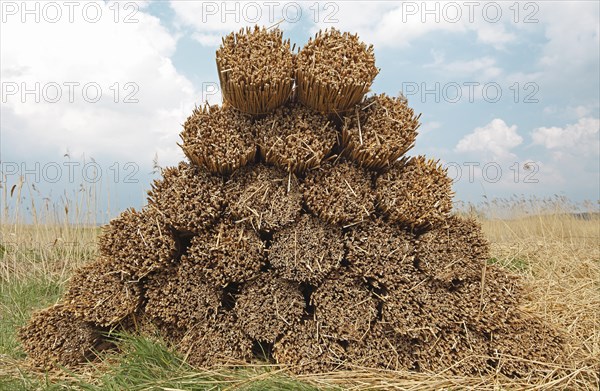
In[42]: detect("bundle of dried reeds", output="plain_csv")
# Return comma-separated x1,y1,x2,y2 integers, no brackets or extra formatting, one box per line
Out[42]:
342,94,421,170
225,164,302,232
216,26,294,114
415,215,490,284
269,214,344,284
273,320,346,374
98,207,176,279
235,273,305,343
178,312,253,367
180,104,256,175
147,162,224,233
311,272,378,341
304,160,376,226
144,260,221,330
376,156,453,229
296,29,378,113
254,103,338,174
18,304,103,368
344,218,416,288
185,220,265,286
64,258,142,327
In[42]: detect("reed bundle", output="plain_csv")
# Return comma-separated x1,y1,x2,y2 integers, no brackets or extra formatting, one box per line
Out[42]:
296,29,378,114
255,103,338,174
304,160,376,226
376,156,454,229
342,94,421,170
180,104,256,175
216,26,294,114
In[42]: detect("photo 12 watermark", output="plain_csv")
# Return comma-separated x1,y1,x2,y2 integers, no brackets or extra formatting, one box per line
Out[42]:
1,1,140,23
1,82,140,104
445,161,540,184
401,81,539,104
1,161,141,184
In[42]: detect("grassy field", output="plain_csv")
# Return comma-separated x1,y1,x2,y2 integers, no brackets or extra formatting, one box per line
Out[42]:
0,196,598,390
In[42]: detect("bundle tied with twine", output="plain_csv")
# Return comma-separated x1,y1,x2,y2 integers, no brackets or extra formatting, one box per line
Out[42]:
342,94,421,170
216,26,295,114
180,104,256,175
296,28,379,114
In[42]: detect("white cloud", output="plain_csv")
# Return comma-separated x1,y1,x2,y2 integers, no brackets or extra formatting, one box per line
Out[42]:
456,119,523,160
1,0,197,166
531,117,600,157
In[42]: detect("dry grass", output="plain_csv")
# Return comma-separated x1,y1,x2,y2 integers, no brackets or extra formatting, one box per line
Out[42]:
1,184,598,389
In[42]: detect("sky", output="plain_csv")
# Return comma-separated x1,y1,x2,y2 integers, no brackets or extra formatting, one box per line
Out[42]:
1,0,599,222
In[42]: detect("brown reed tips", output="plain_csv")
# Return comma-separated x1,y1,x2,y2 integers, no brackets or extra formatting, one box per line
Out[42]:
269,214,344,285
98,207,176,279
415,215,490,284
344,218,416,288
64,258,142,327
376,156,453,229
254,102,338,174
342,94,421,170
144,260,221,330
296,28,379,114
147,162,224,233
18,304,103,368
216,26,294,114
186,219,265,286
225,164,302,232
304,160,376,226
272,320,346,374
235,273,305,342
177,312,253,367
180,104,256,175
311,273,378,341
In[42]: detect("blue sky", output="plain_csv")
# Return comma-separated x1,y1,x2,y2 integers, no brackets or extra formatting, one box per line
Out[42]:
1,1,599,222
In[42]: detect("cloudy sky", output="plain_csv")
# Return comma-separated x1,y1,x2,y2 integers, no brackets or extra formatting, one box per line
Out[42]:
1,1,599,220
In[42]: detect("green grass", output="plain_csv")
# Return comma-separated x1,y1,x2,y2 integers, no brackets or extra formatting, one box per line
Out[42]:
0,271,326,390
487,256,529,272
0,278,63,357
1,332,327,390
